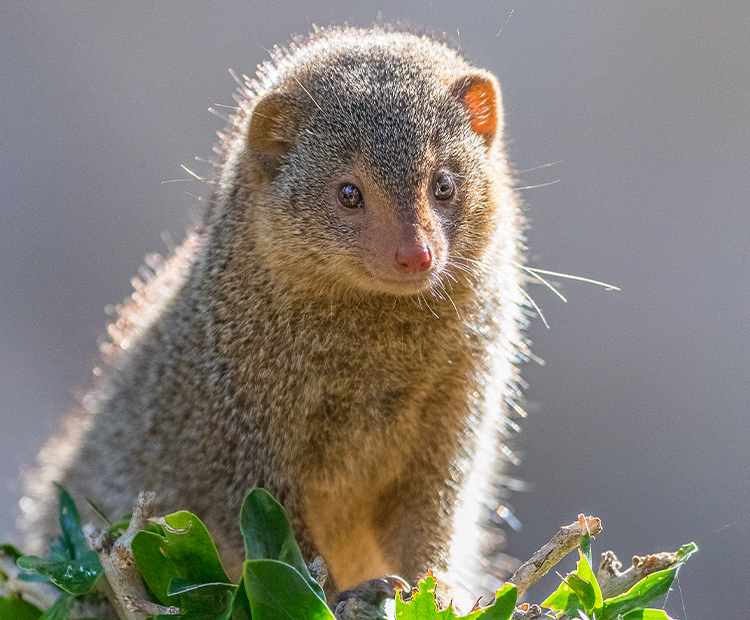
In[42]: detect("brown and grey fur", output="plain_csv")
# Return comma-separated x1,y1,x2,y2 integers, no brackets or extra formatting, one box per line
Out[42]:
23,27,528,607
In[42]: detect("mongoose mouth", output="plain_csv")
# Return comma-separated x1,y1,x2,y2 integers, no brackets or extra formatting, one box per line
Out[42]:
363,270,443,297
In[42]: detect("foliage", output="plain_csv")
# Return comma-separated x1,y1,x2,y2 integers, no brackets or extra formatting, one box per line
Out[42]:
1,490,696,620
131,508,235,620
4,485,104,619
395,573,516,620
542,533,697,620
16,485,103,597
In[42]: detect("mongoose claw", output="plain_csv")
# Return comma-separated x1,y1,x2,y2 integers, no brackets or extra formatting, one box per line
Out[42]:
333,576,410,620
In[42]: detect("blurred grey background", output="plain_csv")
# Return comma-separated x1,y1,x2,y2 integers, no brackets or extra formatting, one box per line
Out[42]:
1,1,748,617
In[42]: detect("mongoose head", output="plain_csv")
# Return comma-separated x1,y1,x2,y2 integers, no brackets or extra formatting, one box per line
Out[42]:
222,28,508,298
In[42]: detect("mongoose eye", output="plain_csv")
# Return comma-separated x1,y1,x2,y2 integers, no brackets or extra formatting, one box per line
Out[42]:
337,183,363,208
433,173,455,201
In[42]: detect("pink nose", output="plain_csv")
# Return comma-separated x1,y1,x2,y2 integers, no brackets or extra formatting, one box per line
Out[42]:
395,245,432,273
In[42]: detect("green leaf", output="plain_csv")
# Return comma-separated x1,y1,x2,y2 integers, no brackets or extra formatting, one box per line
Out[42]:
84,499,112,527
239,488,325,602
166,577,234,620
1,544,24,561
542,564,589,615
574,550,603,613
396,573,446,619
542,548,602,617
600,569,675,619
15,571,53,584
48,485,88,562
39,592,75,620
242,559,335,620
395,573,514,620
167,578,236,597
14,486,103,597
229,576,252,620
580,532,593,569
675,542,698,560
16,553,102,596
0,596,43,620
130,530,174,606
541,578,577,613
1,545,24,587
621,611,673,620
566,573,597,612
476,583,517,620
395,573,458,620
600,543,697,620
131,510,232,619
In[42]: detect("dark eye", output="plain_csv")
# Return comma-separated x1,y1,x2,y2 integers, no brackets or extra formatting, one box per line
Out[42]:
434,172,455,201
337,183,363,208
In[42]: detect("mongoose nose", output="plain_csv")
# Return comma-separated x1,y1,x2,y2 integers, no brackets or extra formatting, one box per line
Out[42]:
395,245,432,273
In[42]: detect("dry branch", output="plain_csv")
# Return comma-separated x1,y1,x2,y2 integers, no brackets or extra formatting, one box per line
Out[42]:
597,548,686,600
85,491,163,620
509,514,602,596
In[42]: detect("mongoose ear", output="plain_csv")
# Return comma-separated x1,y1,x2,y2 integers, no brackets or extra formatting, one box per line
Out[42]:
451,73,501,147
246,92,300,169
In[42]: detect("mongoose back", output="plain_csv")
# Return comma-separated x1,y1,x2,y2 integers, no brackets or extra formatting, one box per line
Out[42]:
23,26,528,607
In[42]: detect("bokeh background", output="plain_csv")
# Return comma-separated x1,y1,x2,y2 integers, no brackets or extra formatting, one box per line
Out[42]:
2,2,748,617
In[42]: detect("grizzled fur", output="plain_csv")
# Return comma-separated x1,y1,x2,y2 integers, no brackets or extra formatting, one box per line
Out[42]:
23,27,528,607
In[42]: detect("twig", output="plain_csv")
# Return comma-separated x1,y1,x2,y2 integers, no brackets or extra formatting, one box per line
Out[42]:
85,491,166,620
597,548,684,599
511,603,557,619
123,596,180,615
309,555,329,590
509,514,602,596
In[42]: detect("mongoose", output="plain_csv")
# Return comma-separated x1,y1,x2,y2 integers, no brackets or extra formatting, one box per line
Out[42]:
22,26,528,608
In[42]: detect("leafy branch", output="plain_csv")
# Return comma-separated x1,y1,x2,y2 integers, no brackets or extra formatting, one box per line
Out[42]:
0,488,696,620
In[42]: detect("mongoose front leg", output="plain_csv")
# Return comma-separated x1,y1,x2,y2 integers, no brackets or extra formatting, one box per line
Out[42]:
333,576,409,620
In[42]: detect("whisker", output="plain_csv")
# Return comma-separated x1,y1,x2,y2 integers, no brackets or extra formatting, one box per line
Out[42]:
515,179,561,191
420,293,440,319
516,264,567,302
437,283,461,320
442,268,458,285
454,256,493,276
181,164,209,182
516,284,549,329
522,266,620,291
496,8,514,37
514,160,563,175
447,260,475,276
292,76,324,112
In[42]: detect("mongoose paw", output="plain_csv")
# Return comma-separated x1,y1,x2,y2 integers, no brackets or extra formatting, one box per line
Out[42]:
333,576,409,620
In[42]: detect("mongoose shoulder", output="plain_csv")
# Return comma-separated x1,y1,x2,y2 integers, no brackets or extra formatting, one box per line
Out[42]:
23,26,528,607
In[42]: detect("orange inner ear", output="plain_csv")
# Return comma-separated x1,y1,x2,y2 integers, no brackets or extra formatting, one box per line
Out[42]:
464,80,498,138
